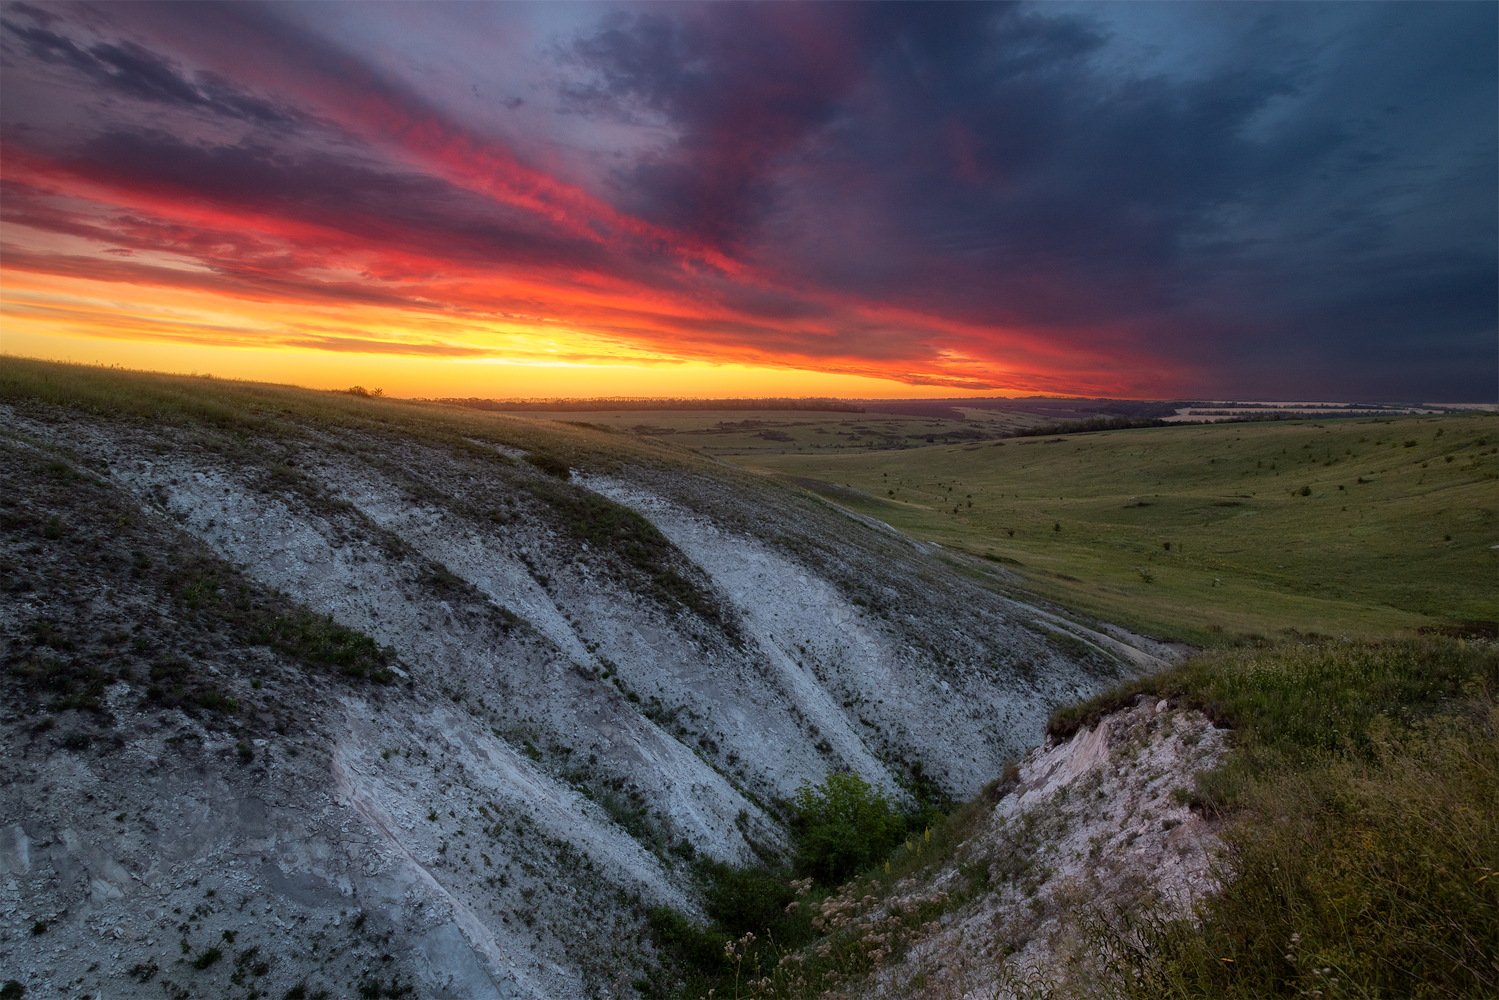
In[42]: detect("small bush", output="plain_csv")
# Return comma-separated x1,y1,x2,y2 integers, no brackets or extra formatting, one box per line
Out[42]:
646,905,729,973
522,452,571,479
191,947,222,969
701,862,796,939
794,771,904,884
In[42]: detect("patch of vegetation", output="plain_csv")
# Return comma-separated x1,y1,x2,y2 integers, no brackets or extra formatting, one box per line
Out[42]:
792,771,906,884
522,451,572,478
145,654,238,714
162,551,397,683
6,618,114,713
746,412,1499,645
259,612,396,683
1047,638,1495,769
525,479,739,640
1084,637,1499,1000
190,947,222,969
1011,413,1175,437
639,769,973,998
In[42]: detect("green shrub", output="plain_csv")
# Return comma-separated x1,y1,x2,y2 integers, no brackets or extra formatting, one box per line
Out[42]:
793,771,904,884
645,905,729,973
191,947,222,969
701,862,796,938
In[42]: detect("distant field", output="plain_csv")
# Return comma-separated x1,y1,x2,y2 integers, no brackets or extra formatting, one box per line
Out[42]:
733,415,1499,646
495,407,1051,455
6,361,1492,647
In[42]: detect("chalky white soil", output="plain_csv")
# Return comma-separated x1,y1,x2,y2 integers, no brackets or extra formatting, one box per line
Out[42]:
1,401,1181,998
875,698,1229,998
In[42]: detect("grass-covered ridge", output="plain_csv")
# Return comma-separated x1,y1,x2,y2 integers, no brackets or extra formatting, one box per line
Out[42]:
1075,638,1499,1000
0,355,695,474
1,358,740,632
1049,638,1492,763
741,413,1499,644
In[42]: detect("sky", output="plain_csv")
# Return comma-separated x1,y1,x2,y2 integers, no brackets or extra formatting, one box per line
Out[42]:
1,1,1494,401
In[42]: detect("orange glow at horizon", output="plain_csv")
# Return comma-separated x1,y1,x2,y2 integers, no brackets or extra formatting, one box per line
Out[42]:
2,331,1013,402
0,18,1190,403
1,250,1138,400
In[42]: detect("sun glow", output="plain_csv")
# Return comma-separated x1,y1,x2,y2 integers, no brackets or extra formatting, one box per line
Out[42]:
0,264,1064,399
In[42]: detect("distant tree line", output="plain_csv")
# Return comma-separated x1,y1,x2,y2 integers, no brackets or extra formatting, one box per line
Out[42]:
1010,414,1177,437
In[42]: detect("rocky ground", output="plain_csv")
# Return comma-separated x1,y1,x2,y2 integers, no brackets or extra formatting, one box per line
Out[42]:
0,395,1177,998
871,697,1229,998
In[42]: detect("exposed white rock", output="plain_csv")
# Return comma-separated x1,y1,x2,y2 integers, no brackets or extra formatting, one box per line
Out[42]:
877,697,1229,998
0,404,1182,997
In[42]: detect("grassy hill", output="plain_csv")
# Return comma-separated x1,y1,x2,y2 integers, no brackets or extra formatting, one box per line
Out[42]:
734,415,1499,645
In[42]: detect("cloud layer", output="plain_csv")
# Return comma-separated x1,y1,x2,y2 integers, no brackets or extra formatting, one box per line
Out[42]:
2,1,1494,398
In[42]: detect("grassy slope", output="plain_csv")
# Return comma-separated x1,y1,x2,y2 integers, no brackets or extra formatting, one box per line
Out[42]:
735,415,1499,644
0,356,701,471
492,407,1051,457
1080,639,1499,1000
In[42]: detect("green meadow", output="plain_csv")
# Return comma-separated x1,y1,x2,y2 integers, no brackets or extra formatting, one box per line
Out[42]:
734,415,1499,645
493,406,1050,456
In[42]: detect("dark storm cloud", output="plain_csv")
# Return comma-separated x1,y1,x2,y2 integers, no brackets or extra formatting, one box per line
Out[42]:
16,125,617,276
1,9,296,124
562,1,1495,397
1,1,1493,398
564,3,866,250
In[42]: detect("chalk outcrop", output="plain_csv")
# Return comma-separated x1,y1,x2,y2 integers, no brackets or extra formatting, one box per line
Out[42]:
0,398,1171,997
879,697,1229,998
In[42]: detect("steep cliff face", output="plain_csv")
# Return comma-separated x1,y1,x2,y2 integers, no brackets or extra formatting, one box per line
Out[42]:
0,391,1166,998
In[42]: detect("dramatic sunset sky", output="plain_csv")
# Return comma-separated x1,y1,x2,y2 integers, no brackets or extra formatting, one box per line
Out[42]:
2,1,1494,400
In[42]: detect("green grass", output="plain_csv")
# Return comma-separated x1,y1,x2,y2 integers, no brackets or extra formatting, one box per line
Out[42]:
481,405,1050,457
1050,638,1496,766
1074,638,1499,1000
0,355,688,473
737,415,1499,644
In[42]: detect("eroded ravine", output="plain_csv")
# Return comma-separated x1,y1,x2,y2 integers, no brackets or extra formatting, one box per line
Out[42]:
1,401,1164,997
